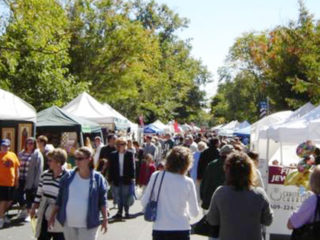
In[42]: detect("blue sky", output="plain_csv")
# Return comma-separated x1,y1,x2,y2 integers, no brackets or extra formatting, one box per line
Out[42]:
157,0,320,100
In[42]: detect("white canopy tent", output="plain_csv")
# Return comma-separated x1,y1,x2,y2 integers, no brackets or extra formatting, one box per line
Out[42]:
260,102,315,141
211,124,224,131
265,104,318,144
218,120,239,136
250,111,293,152
0,88,37,153
152,120,167,131
63,92,125,129
0,88,36,122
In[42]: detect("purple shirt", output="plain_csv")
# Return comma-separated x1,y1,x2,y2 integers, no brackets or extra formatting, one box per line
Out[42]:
290,194,320,228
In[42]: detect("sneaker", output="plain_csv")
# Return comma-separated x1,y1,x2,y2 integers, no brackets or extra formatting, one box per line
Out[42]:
4,216,10,224
0,218,4,229
17,209,28,220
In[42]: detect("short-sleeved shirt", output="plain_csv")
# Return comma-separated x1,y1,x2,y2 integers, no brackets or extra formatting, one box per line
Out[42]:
290,194,320,228
0,151,20,187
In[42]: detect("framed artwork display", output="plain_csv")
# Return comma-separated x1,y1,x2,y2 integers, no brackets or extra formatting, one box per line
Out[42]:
1,128,16,151
18,123,32,152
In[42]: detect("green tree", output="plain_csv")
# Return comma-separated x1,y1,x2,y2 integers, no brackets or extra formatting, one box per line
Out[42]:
0,0,87,110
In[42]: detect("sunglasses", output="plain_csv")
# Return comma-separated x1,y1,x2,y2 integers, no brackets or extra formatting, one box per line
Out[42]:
75,157,86,161
117,143,126,146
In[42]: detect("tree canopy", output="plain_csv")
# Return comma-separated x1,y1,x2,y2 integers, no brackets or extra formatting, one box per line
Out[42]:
0,0,211,124
211,1,320,124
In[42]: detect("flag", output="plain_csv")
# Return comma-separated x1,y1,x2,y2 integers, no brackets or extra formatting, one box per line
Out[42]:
173,120,180,133
139,115,144,127
259,101,268,118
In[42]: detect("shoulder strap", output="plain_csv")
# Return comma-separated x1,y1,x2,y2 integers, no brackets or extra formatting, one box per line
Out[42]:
156,171,166,202
314,195,320,222
149,172,160,202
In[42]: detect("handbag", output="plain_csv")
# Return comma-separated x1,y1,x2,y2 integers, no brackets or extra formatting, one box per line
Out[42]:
291,195,320,240
191,215,219,238
144,171,166,222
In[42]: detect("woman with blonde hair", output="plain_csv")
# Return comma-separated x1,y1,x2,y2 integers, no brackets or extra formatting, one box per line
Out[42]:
142,146,199,240
288,165,320,230
49,147,108,240
207,152,273,240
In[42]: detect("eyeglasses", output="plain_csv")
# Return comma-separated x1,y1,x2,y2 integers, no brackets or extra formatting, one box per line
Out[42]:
75,157,86,161
117,143,126,146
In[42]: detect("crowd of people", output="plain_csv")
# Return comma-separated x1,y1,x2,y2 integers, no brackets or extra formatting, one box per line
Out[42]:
1,131,320,240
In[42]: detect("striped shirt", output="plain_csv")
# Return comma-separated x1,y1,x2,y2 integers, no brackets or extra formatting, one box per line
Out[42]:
34,169,67,204
18,151,32,181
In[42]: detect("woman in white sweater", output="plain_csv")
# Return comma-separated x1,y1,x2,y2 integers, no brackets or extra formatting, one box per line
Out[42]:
141,146,199,240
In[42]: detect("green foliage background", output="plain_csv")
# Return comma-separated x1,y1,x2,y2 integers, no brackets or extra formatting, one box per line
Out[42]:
0,0,211,124
210,1,320,124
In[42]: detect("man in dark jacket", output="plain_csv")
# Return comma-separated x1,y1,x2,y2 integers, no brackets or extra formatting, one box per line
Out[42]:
97,135,117,175
108,138,135,219
197,137,220,181
200,144,234,209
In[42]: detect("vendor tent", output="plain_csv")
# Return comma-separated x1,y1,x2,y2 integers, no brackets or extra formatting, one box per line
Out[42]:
0,88,36,123
37,106,102,146
144,124,163,134
63,92,123,129
266,103,319,143
151,120,167,130
218,120,239,136
234,125,251,137
181,123,192,132
0,89,37,153
37,106,102,134
250,111,293,152
102,103,130,130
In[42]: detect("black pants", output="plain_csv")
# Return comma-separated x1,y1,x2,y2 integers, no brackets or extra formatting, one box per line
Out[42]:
152,230,190,240
38,219,65,240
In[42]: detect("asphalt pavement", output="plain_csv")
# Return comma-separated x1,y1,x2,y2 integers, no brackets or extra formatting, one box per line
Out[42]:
0,200,206,240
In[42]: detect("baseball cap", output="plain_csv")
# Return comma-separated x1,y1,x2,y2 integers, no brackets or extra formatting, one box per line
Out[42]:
1,139,11,147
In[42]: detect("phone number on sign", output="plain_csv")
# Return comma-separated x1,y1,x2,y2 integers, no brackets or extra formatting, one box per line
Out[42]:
271,204,298,211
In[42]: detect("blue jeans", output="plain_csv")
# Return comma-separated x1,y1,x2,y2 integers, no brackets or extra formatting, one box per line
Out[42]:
113,182,131,215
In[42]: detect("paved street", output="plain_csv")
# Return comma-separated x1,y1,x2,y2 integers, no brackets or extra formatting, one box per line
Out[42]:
0,200,206,240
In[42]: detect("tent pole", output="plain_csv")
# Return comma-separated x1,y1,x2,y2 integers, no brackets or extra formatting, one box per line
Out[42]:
80,132,84,147
280,142,283,165
99,130,104,144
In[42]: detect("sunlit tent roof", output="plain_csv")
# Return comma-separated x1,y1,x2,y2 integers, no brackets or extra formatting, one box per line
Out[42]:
102,103,130,130
151,120,167,130
250,110,293,143
37,106,101,134
266,104,320,143
261,102,315,141
62,92,121,125
0,88,36,122
218,120,239,136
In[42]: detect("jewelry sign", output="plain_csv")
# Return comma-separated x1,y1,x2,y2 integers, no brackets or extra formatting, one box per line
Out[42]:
266,166,312,236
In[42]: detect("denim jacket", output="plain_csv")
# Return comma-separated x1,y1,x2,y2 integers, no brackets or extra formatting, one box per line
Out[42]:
56,168,108,229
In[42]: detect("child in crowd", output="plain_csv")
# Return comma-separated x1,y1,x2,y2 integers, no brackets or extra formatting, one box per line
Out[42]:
138,154,156,190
